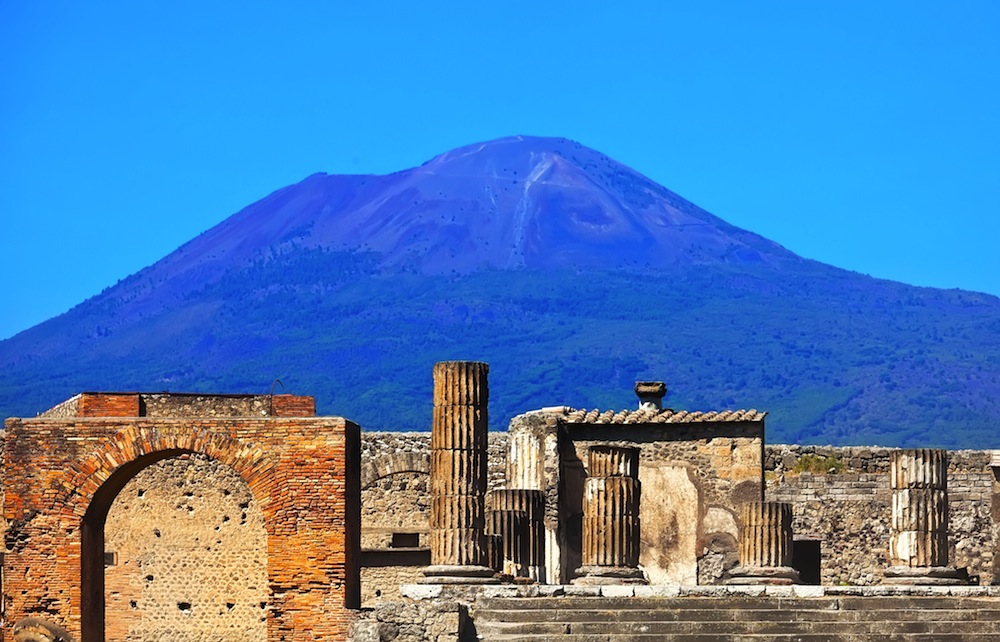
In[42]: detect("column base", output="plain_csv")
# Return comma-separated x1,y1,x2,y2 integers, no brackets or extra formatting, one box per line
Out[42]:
420,565,500,584
572,565,648,585
884,566,968,585
727,565,801,585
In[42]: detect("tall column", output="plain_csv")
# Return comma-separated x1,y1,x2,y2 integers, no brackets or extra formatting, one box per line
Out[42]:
422,361,497,584
488,489,545,582
574,446,645,584
885,449,965,584
727,502,800,584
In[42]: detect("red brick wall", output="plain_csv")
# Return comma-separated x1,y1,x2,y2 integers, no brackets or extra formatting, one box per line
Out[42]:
77,393,140,417
271,394,317,417
3,416,360,641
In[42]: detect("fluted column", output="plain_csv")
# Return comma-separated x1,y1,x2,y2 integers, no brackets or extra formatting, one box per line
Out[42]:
728,502,799,584
574,446,645,584
488,489,545,581
507,429,545,490
588,444,639,478
885,449,964,584
422,361,497,583
487,506,526,578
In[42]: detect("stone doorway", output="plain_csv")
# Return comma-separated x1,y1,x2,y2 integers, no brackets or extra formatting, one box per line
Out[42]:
792,538,822,585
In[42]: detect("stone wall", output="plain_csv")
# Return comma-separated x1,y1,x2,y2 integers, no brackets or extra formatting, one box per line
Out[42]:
765,445,997,585
359,432,507,605
104,454,268,641
358,433,999,590
37,392,317,419
350,585,483,642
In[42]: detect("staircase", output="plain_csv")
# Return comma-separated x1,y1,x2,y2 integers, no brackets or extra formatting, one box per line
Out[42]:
473,595,1000,641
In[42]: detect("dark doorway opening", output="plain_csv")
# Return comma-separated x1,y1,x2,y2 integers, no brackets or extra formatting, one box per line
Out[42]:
390,532,420,548
82,450,188,642
792,539,822,585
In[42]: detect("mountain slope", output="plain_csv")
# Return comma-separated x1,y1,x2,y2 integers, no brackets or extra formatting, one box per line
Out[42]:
2,136,999,447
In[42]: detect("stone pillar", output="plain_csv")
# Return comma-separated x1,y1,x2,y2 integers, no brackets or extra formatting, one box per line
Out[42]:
507,429,545,490
728,502,800,584
574,446,645,584
885,449,965,584
506,421,559,583
488,489,545,582
423,361,497,584
485,532,503,574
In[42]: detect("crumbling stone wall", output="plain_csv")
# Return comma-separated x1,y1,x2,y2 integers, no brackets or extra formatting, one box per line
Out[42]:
359,432,507,605
766,445,997,585
104,454,267,641
558,421,763,585
363,471,431,550
357,433,999,591
351,586,477,642
38,392,317,420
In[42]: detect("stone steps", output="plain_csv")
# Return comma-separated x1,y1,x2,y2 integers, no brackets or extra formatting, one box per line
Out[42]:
483,636,1000,642
473,595,1000,641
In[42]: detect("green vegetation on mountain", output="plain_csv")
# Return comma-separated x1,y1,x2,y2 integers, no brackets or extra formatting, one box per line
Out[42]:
4,246,998,448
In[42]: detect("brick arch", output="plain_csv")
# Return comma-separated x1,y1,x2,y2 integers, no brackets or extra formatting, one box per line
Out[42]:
3,413,360,642
62,424,275,519
361,451,430,489
67,425,279,641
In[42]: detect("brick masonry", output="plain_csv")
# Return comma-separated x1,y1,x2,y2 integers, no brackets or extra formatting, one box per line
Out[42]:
3,398,361,642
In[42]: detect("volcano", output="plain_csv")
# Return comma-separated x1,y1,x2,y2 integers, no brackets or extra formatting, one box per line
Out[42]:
2,136,999,447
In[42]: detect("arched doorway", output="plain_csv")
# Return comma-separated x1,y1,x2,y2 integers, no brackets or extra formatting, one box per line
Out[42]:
103,453,267,640
80,449,267,641
5,410,360,642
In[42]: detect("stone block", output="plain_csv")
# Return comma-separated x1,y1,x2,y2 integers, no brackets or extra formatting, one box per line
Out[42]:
791,585,825,597
400,584,444,600
599,585,635,597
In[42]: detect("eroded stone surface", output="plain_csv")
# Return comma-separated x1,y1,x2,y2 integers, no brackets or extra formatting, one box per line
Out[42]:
105,454,267,642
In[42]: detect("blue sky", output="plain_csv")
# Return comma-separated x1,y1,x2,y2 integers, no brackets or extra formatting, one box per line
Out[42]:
2,1,998,340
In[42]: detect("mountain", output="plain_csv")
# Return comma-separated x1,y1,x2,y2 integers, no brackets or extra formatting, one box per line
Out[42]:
3,136,999,447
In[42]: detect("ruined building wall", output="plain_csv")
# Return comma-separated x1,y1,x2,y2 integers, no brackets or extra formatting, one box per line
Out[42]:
558,422,763,585
104,454,268,641
766,445,997,585
359,432,507,605
359,433,999,591
3,414,360,641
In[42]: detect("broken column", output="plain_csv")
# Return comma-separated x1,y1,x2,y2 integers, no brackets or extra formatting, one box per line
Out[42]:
488,488,545,581
423,361,497,584
574,445,645,584
506,417,559,583
885,449,965,584
728,502,800,584
634,381,667,410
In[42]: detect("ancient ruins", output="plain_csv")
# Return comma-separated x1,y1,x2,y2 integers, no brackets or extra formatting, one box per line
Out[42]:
4,363,1000,641
3,392,360,641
